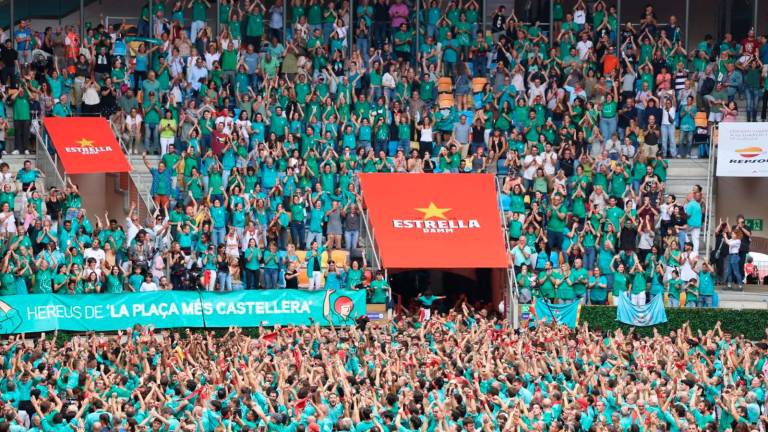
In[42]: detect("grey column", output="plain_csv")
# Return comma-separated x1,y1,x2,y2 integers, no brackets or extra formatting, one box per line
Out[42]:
685,0,689,49
755,0,759,34
148,0,154,38
616,0,621,54
415,0,420,60
283,0,288,43
481,0,486,36
10,0,14,49
216,0,220,36
549,0,554,48
80,0,85,41
349,0,354,57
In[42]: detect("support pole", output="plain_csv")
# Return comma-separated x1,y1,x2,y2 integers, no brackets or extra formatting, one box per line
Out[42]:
148,0,154,38
349,0,354,58
216,0,220,37
80,0,85,41
283,0,287,44
10,0,15,50
685,0,690,49
481,0,486,38
755,0,759,34
415,0,420,62
616,0,621,54
549,0,554,49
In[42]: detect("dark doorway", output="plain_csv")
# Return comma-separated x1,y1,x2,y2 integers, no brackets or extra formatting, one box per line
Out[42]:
720,0,755,40
388,269,494,312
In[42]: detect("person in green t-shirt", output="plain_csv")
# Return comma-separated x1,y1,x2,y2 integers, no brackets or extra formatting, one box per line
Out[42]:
243,238,262,290
667,270,682,307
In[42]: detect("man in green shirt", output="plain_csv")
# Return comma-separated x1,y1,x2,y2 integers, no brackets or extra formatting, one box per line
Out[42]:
11,86,32,154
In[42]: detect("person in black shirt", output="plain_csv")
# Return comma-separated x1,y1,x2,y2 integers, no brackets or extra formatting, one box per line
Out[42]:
0,39,18,87
372,0,389,49
491,6,507,40
93,46,113,81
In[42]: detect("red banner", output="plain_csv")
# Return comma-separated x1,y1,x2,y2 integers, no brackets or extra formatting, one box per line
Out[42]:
43,117,131,174
359,174,508,269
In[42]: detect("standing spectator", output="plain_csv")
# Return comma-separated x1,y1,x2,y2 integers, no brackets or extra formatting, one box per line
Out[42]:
14,20,32,66
0,39,18,87
660,98,677,158
10,85,33,155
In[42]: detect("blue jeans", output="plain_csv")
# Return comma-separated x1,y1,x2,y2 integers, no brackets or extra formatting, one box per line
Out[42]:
599,117,617,141
212,226,226,248
244,268,260,290
679,131,693,157
584,247,596,272
344,230,359,252
669,297,680,307
745,87,760,122
144,124,159,154
217,271,232,292
289,221,305,249
661,124,676,157
726,254,743,286
264,268,280,289
356,37,369,61
698,295,714,308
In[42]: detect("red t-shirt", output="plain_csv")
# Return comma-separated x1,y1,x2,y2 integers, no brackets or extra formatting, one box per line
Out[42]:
211,130,228,155
741,37,760,55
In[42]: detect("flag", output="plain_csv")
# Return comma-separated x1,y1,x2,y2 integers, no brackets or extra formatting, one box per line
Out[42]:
616,293,668,327
531,297,581,328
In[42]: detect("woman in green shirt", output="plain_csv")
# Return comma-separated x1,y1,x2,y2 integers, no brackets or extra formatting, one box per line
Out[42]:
611,263,628,306
599,89,619,142
104,265,124,293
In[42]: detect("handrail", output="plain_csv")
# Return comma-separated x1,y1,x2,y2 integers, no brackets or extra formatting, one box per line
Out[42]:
108,118,156,220
495,175,520,328
359,189,382,271
703,125,717,255
31,120,66,189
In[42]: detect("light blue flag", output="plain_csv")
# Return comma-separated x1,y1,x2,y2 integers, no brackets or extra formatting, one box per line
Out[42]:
616,293,668,327
531,297,581,328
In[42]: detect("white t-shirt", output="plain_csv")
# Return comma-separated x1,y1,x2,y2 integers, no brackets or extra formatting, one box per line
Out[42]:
126,114,143,131
84,247,106,267
215,116,234,134
523,155,543,180
576,40,593,60
140,281,159,292
542,151,558,176
661,107,677,125
574,9,586,24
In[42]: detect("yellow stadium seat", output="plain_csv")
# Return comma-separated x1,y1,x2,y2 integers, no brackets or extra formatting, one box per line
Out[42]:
438,94,454,109
694,112,708,128
295,250,307,263
298,271,309,286
472,77,488,93
330,250,349,265
438,77,453,93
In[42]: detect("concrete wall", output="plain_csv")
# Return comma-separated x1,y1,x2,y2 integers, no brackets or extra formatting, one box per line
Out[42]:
715,177,768,253
69,173,131,221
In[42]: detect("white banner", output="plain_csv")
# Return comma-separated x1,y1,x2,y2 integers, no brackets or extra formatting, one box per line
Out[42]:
716,122,768,177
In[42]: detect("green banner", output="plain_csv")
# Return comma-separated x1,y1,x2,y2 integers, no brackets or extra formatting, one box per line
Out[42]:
0,290,366,334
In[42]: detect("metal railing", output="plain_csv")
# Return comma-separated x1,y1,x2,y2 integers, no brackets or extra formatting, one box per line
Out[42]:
31,121,66,190
108,119,155,221
359,190,383,272
495,175,520,328
703,125,717,255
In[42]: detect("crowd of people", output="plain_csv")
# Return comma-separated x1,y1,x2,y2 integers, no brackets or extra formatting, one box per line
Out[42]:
0,0,761,305
0,310,767,431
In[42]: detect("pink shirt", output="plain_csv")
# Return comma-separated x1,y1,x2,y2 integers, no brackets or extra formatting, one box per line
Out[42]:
389,3,409,28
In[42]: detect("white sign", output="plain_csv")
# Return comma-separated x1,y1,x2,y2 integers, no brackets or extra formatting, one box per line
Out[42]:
717,122,768,177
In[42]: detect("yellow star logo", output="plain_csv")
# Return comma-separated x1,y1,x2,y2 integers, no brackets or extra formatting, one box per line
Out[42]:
76,138,94,147
415,202,451,220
